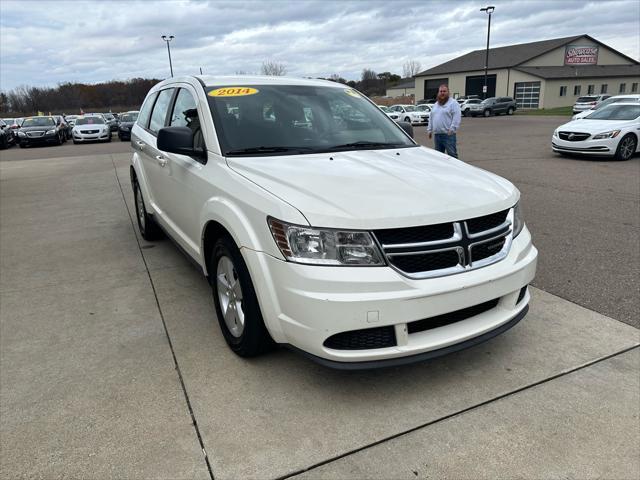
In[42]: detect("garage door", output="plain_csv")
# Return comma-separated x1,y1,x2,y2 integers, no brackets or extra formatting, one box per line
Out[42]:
514,81,541,109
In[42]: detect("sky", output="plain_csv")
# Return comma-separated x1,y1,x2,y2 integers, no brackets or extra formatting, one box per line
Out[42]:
1,0,639,91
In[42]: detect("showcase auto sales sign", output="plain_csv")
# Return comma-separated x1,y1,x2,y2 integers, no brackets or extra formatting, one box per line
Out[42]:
564,45,599,65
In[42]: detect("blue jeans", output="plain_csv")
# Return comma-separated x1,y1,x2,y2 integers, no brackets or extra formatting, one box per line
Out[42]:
434,133,458,158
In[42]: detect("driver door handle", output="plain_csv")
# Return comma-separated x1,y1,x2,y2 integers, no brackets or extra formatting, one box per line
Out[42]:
155,155,168,167
135,140,145,149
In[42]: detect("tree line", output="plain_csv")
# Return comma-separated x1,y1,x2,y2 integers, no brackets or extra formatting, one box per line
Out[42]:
0,78,161,116
0,60,422,116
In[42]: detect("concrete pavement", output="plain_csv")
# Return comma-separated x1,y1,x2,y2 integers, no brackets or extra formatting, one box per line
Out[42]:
1,123,639,478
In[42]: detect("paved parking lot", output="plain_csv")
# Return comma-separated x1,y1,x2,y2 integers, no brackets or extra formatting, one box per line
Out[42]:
1,115,639,479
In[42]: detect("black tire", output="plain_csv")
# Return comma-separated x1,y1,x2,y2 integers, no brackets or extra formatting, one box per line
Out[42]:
614,134,637,161
404,116,411,123
483,109,491,117
133,181,163,240
0,136,7,150
211,235,273,357
507,107,514,115
72,139,78,144
19,143,26,148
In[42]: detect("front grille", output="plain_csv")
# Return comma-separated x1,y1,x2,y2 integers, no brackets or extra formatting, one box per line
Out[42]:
323,325,396,350
471,236,506,262
391,250,460,273
375,222,453,245
558,131,590,141
83,130,99,134
372,209,512,279
466,209,508,234
26,131,45,137
408,298,500,334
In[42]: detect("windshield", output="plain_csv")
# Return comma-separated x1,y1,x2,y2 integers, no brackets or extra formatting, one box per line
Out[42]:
75,117,106,125
377,105,390,112
416,105,430,111
595,97,639,110
22,117,55,127
402,106,417,112
103,114,114,120
577,96,597,103
120,113,139,122
3,118,14,124
206,85,415,156
585,104,640,120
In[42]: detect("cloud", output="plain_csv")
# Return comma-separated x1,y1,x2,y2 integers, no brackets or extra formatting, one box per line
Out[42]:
1,0,638,90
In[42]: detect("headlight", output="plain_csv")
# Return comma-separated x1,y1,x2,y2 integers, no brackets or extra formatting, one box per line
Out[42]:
268,218,384,266
592,130,620,139
553,129,559,137
17,131,26,137
45,129,56,135
513,202,524,238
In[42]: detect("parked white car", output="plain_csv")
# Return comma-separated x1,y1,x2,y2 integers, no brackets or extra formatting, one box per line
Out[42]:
552,103,639,160
572,94,640,120
389,104,429,125
130,75,537,368
377,105,399,121
460,98,483,117
572,94,611,114
71,115,111,143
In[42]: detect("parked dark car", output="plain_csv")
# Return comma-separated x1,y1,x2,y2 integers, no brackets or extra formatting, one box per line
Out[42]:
0,119,16,149
2,118,22,130
471,97,517,117
117,111,139,141
54,115,72,139
103,113,118,132
16,116,66,147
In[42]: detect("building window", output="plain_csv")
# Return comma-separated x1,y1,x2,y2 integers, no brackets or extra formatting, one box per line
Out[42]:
587,85,594,94
573,85,581,95
600,84,608,94
619,83,626,93
559,86,567,97
631,83,638,93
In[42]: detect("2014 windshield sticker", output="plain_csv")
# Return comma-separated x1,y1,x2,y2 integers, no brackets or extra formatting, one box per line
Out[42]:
208,87,259,97
344,89,363,98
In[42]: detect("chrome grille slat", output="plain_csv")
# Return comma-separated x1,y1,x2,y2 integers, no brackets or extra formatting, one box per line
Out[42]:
373,209,514,279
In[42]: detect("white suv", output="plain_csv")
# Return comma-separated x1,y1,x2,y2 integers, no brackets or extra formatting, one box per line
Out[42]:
130,76,537,368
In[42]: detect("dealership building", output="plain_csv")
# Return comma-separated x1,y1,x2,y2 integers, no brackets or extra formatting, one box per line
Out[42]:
414,34,640,109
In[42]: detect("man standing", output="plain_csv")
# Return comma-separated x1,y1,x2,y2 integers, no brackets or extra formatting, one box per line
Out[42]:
427,85,462,158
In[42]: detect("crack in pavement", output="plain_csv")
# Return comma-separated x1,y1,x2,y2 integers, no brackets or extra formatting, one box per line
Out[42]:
111,156,215,480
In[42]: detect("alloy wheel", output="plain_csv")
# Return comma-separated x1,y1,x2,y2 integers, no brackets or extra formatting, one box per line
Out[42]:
216,255,245,337
620,137,635,160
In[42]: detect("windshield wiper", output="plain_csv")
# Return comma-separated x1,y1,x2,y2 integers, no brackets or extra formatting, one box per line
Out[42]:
225,146,318,156
324,141,408,151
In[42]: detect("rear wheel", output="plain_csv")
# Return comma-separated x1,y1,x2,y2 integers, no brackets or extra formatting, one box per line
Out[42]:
614,134,637,161
483,109,491,117
211,235,273,357
133,181,163,240
507,107,514,115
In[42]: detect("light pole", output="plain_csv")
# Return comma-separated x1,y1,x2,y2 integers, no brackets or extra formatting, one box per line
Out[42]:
161,35,174,77
480,6,494,99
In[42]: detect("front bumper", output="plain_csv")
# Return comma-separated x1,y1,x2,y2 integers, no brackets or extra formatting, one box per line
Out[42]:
552,136,615,156
18,132,58,144
73,130,111,142
118,129,131,139
244,227,537,366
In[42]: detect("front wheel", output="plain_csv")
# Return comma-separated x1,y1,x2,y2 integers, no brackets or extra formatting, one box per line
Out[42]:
404,116,411,123
211,236,273,357
614,134,637,161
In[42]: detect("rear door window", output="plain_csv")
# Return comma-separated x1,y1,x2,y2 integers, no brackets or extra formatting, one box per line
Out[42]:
149,89,175,135
137,91,158,129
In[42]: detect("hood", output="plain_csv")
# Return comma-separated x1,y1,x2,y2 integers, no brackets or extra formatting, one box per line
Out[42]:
227,146,518,229
558,118,634,133
19,125,56,132
118,121,135,128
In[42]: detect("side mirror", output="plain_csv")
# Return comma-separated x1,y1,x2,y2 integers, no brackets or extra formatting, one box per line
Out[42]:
397,121,414,138
157,126,205,158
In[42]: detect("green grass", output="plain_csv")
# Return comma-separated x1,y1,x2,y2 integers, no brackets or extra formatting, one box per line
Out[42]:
515,106,573,116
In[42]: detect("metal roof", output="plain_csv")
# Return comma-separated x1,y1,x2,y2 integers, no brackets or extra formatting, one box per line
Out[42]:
416,35,638,77
388,78,415,89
